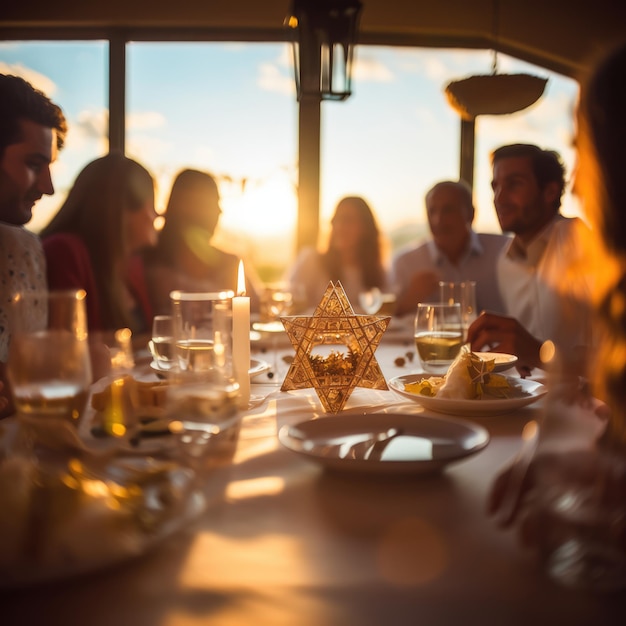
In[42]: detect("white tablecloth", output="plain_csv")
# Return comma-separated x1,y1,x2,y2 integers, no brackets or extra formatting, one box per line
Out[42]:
2,337,624,625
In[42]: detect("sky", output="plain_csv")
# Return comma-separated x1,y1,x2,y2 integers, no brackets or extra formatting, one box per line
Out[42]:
0,40,580,275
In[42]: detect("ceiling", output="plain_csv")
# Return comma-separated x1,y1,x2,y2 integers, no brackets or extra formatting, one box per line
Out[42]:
2,0,626,79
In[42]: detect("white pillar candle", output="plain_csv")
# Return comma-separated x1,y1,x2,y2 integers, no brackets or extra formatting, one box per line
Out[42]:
233,260,251,409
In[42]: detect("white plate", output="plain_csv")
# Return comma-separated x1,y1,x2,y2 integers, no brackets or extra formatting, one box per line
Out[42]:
150,358,270,379
388,374,547,416
474,351,518,373
278,412,489,475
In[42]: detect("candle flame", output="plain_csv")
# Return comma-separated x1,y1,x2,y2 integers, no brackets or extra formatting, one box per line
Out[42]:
237,260,246,296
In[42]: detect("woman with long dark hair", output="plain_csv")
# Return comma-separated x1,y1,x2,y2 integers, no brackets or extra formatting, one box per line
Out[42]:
41,152,156,336
144,168,261,314
287,196,388,310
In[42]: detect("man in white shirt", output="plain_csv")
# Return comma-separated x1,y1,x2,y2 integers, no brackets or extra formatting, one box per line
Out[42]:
0,74,67,416
391,179,510,316
467,143,593,376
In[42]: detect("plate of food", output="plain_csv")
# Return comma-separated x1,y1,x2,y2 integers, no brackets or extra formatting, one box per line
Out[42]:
474,351,518,373
388,346,546,416
278,412,489,475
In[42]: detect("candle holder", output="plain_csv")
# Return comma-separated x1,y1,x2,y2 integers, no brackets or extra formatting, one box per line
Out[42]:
280,282,390,412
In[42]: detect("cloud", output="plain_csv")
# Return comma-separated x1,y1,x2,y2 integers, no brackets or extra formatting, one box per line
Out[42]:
75,108,108,139
257,62,295,96
0,62,57,96
126,110,167,131
354,54,394,82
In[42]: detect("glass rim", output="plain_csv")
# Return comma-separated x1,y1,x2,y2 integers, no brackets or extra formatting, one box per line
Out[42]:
12,288,87,304
169,289,235,302
416,301,461,308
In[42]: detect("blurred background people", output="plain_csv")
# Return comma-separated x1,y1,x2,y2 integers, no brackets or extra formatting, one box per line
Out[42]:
287,195,389,311
144,168,261,315
0,73,66,418
391,180,509,317
468,144,594,376
41,153,156,342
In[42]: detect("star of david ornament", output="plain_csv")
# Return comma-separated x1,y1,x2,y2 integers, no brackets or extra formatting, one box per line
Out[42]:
280,281,390,413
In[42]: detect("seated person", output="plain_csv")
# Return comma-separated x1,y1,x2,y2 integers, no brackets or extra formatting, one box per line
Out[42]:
41,153,156,344
144,169,262,315
0,74,66,417
287,195,389,311
391,180,509,317
467,144,594,376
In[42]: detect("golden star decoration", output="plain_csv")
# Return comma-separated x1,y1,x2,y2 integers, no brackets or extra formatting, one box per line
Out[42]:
280,281,390,413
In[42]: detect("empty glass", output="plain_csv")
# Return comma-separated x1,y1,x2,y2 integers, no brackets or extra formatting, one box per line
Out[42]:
439,281,477,338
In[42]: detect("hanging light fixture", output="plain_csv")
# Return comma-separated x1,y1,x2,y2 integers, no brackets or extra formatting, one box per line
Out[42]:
285,0,363,101
444,0,547,119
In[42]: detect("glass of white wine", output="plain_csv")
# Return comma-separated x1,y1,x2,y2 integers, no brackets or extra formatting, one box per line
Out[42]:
414,302,463,374
7,289,92,424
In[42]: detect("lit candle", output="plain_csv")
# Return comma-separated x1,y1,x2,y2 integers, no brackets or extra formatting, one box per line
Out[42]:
233,260,251,409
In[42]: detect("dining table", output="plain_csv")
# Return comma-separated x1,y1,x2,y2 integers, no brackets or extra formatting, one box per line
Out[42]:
1,320,625,626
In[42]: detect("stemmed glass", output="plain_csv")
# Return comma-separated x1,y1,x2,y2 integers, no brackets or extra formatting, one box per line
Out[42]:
359,287,383,315
256,284,294,380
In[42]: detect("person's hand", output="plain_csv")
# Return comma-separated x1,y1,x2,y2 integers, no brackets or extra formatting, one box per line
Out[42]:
488,448,626,554
395,270,441,316
466,312,543,376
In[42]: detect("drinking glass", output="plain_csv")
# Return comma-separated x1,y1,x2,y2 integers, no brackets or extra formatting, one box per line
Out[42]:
414,302,463,374
170,290,234,379
257,283,294,380
515,370,626,591
150,314,174,370
7,289,92,424
439,281,477,339
260,283,294,326
359,288,383,314
168,290,241,473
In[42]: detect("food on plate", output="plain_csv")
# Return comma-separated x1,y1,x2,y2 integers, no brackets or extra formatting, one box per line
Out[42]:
90,374,169,434
404,345,524,400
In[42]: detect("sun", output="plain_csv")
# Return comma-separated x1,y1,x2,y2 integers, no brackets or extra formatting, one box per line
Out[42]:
219,171,297,238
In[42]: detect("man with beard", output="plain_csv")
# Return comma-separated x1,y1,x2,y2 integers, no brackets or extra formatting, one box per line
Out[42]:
391,179,509,316
467,143,593,376
0,74,67,417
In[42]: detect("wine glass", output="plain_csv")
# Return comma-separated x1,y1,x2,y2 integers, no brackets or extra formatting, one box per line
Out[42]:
150,314,174,371
359,287,383,315
7,289,92,425
414,302,463,374
257,284,294,380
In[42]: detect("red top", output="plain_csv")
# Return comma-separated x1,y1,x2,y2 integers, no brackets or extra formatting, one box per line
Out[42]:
42,232,152,333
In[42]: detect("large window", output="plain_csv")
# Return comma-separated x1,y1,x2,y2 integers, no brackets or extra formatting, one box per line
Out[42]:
126,41,296,281
321,47,580,262
1,39,579,280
